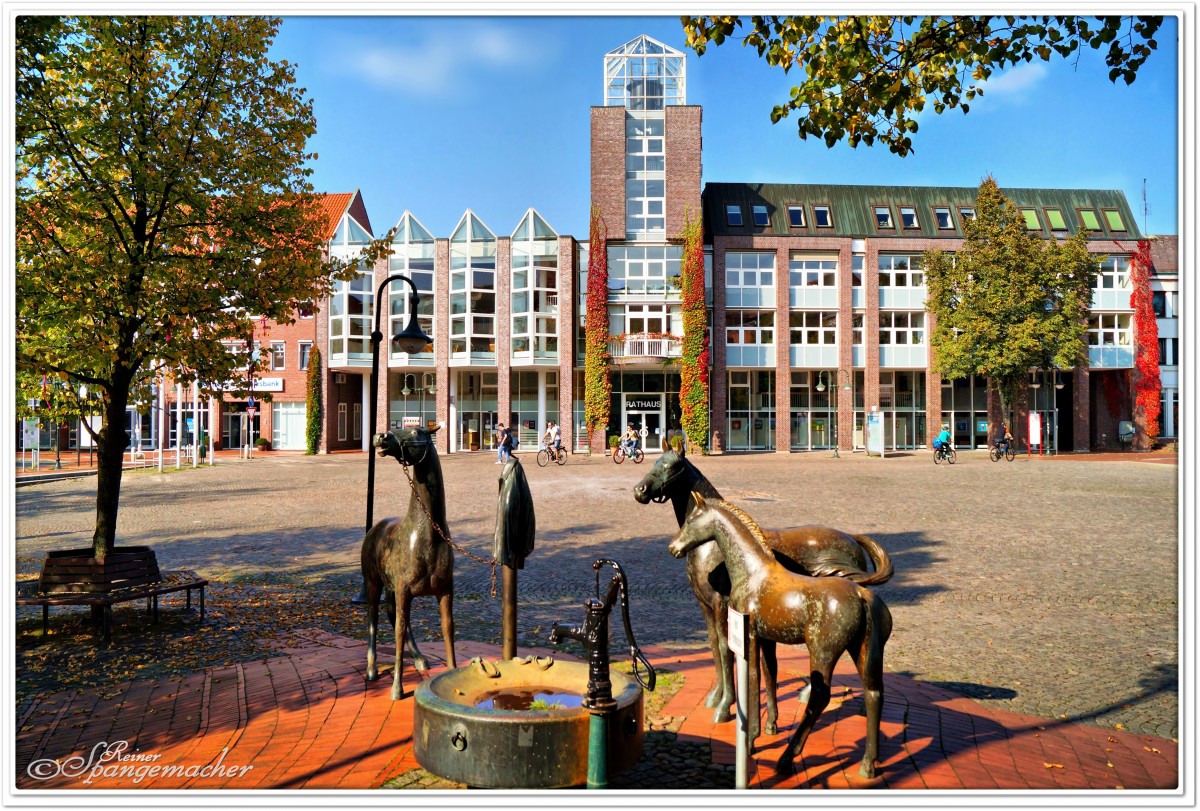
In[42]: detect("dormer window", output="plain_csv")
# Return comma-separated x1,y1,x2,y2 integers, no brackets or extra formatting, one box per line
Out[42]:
725,205,743,227
752,205,769,227
1046,209,1067,231
813,205,833,228
1079,209,1101,231
899,206,919,229
959,207,976,222
1104,209,1127,231
933,207,953,230
874,207,894,229
787,205,806,228
1021,208,1041,230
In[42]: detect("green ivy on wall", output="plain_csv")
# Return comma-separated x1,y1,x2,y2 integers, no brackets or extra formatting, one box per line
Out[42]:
678,213,709,453
305,344,322,454
583,207,612,443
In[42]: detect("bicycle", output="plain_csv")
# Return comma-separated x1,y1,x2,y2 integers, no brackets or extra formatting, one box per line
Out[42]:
989,440,1016,462
536,444,567,467
612,443,644,464
932,443,957,465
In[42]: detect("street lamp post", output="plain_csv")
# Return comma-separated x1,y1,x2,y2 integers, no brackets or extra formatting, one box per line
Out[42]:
355,273,433,603
814,370,841,458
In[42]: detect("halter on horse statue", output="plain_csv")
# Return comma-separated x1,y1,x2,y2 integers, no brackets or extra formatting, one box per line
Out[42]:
362,425,457,700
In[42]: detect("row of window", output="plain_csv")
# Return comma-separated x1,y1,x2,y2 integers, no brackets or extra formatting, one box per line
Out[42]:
725,200,1128,236
726,311,926,346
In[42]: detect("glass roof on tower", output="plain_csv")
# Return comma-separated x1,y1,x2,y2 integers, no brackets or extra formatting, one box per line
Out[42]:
604,34,686,109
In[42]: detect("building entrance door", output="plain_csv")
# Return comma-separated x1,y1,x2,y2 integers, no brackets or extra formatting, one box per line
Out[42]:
623,394,664,453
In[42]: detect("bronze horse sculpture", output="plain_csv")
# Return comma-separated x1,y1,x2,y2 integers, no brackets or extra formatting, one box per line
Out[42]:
669,493,892,778
362,425,456,700
633,449,892,732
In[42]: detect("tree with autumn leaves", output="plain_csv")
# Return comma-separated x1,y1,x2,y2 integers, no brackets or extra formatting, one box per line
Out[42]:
923,177,1097,431
678,214,709,453
16,17,361,560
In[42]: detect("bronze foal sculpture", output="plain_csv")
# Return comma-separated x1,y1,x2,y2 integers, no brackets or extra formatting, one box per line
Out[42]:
362,425,456,700
633,449,892,731
669,493,892,779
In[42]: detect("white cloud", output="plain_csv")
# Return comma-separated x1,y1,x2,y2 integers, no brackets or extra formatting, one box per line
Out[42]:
328,22,540,96
979,62,1049,98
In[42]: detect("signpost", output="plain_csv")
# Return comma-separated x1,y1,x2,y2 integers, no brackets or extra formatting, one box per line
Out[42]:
728,607,751,789
866,409,885,458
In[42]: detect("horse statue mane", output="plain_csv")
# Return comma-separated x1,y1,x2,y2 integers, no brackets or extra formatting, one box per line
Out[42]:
707,497,773,556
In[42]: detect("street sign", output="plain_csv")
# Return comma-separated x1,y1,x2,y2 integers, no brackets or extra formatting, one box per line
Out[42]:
247,408,257,417
728,606,746,658
247,396,256,409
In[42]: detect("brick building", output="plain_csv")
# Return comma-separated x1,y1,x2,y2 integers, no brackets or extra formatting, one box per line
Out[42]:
65,33,1175,459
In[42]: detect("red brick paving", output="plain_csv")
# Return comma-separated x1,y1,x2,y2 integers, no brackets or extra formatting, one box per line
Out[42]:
13,631,1177,792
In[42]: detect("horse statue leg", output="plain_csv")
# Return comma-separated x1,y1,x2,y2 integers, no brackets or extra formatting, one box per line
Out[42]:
775,662,833,772
853,594,892,778
391,590,414,700
364,575,383,682
711,596,735,724
438,590,456,670
759,638,779,735
404,626,429,672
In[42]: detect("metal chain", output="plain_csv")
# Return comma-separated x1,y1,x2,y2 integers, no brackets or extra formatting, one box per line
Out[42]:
398,459,498,598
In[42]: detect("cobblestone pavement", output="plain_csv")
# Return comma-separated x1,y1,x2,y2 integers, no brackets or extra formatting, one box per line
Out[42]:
13,447,1179,740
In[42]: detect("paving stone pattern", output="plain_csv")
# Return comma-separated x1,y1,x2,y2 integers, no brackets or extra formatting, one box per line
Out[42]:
14,448,1179,741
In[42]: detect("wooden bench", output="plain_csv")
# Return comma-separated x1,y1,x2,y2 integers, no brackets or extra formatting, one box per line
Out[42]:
17,569,207,643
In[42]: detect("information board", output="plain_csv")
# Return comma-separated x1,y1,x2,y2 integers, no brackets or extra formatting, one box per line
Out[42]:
866,411,885,457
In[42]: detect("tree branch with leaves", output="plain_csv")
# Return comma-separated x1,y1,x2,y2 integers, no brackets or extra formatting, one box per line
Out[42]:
681,15,1162,156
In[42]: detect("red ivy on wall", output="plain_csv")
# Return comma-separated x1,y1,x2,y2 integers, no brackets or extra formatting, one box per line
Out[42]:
678,213,709,453
583,207,611,440
1129,239,1161,447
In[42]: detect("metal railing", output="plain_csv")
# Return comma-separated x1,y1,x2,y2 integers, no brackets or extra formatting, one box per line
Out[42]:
607,334,683,361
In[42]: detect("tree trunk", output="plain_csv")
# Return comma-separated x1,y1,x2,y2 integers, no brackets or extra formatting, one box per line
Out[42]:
92,383,132,561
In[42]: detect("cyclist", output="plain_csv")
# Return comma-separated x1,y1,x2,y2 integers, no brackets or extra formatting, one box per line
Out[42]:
621,424,639,457
994,423,1013,454
543,420,562,457
933,424,952,457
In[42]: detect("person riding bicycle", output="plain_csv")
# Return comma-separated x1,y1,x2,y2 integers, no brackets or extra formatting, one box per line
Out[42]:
621,424,639,456
543,420,562,455
994,423,1013,453
933,425,952,455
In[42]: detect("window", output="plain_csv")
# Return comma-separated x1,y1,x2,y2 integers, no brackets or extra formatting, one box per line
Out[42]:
625,116,665,172
1046,208,1067,231
1104,209,1127,231
1158,337,1178,365
879,311,925,345
788,254,836,287
511,210,559,356
877,254,925,287
787,205,806,228
1079,209,1101,231
298,341,312,371
268,342,285,370
752,205,770,227
813,205,833,228
337,403,347,442
851,313,864,345
726,252,775,288
1151,291,1166,318
958,207,976,221
851,255,864,287
449,212,497,355
789,311,837,345
874,206,894,229
933,207,953,230
1091,255,1130,290
1088,313,1131,346
899,206,919,229
1021,208,1041,230
297,305,314,318
725,205,743,227
328,261,373,356
725,310,774,345
609,245,682,295
389,213,436,357
626,177,666,234
624,303,670,336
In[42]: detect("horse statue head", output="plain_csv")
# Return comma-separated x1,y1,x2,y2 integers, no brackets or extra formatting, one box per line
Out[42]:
632,448,691,505
374,424,441,467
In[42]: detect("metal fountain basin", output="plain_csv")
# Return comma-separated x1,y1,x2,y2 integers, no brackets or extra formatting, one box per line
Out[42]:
413,656,644,788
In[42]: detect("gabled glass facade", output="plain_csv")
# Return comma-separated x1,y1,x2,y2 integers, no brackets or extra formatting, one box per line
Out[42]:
449,212,497,362
510,210,559,363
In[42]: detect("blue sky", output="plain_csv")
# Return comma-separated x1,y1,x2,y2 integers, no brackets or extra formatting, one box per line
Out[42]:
270,15,1181,240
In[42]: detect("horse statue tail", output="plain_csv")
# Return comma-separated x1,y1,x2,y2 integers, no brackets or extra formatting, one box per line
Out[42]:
846,534,894,586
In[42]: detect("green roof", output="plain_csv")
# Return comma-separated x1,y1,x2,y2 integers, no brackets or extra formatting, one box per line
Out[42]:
703,183,1142,241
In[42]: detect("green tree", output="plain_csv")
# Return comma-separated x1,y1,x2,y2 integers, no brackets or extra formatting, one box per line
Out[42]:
16,16,361,559
923,177,1097,427
681,16,1162,156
